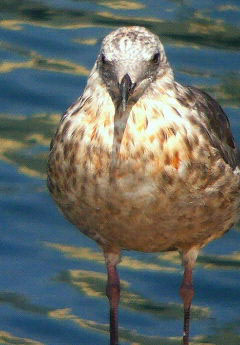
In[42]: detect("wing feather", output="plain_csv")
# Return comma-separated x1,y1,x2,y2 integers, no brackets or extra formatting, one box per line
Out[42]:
186,86,240,169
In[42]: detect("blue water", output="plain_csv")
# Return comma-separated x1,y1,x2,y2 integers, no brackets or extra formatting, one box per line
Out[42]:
1,1,240,344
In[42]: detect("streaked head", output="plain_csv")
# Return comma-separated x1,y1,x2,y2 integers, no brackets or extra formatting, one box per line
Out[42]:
97,26,172,111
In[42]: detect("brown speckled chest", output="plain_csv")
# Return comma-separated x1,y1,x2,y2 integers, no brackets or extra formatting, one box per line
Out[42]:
47,84,240,253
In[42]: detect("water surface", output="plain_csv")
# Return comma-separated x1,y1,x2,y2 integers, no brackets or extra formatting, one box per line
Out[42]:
1,1,240,344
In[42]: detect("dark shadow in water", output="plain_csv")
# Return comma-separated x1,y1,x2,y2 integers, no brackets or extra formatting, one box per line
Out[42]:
198,252,240,270
0,291,50,315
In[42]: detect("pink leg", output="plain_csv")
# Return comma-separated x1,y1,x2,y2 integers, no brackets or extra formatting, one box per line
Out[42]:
180,248,199,345
104,250,121,345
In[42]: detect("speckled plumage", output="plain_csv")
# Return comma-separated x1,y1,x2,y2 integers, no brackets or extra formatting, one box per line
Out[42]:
47,26,240,344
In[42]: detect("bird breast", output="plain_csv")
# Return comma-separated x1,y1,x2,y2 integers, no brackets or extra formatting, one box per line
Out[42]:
49,84,230,205
50,91,193,197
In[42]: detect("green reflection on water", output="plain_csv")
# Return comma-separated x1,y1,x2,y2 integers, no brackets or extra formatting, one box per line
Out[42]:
0,41,89,75
56,268,209,321
0,113,56,177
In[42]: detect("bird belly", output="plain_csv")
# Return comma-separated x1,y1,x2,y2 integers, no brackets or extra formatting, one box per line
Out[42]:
48,140,240,252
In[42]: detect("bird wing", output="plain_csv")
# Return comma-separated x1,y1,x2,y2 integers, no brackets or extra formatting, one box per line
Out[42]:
186,86,240,169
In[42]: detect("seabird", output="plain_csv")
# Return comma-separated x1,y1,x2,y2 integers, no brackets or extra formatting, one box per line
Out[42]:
47,26,240,345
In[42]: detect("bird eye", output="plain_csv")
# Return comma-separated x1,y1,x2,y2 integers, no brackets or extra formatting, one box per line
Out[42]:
101,53,107,64
151,52,160,64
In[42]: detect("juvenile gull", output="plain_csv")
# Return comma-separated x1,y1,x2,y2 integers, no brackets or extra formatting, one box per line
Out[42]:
47,26,240,345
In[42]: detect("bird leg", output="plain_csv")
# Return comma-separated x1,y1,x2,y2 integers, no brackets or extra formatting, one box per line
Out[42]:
104,250,121,345
180,248,199,345
180,264,193,345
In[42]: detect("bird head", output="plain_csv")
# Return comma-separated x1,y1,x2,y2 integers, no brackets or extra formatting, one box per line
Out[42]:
97,26,172,112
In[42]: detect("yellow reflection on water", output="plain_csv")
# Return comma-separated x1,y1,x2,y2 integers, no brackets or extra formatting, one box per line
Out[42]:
100,1,145,10
159,246,240,271
189,21,226,35
0,56,89,76
46,243,178,272
68,268,129,295
217,5,240,11
0,330,45,345
0,19,23,30
0,138,26,159
74,38,98,45
49,307,109,332
158,251,180,265
48,307,210,345
97,11,164,23
0,18,113,31
25,133,50,147
19,165,44,178
56,266,209,322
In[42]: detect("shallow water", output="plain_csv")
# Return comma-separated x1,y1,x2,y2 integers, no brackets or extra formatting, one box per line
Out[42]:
1,1,240,344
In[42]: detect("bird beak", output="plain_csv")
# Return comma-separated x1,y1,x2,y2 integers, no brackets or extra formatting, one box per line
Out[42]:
119,74,136,111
